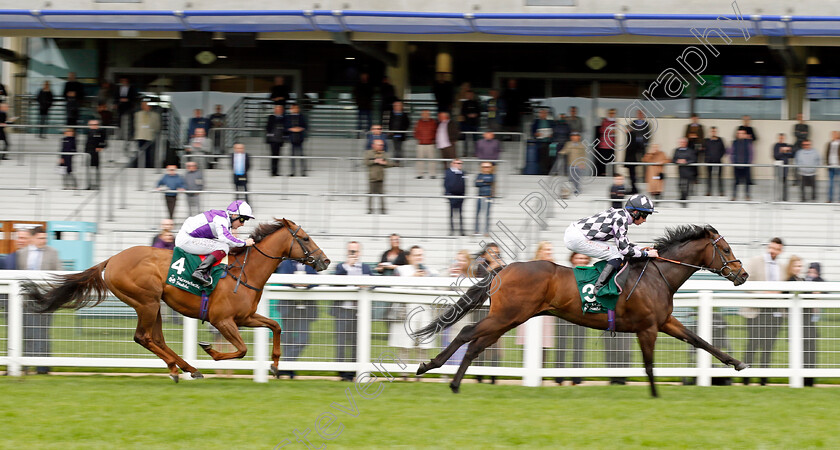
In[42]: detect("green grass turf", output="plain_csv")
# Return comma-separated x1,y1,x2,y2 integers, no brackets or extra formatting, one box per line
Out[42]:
0,376,838,449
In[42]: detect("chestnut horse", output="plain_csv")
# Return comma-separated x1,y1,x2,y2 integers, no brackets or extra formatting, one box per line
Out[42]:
414,225,750,397
24,218,330,382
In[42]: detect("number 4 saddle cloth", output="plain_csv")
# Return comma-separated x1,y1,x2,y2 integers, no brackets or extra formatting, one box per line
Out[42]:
573,260,630,314
166,247,227,296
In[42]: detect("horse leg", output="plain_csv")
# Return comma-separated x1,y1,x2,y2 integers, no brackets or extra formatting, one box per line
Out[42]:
131,303,182,382
417,324,476,375
660,315,748,370
450,331,505,394
200,319,249,360
637,326,659,398
149,309,203,380
240,314,283,378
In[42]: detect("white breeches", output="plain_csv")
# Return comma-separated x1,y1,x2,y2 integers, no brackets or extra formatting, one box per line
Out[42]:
175,230,229,255
563,223,622,261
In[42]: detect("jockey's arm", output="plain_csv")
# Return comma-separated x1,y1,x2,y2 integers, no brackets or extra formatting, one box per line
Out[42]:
210,218,246,248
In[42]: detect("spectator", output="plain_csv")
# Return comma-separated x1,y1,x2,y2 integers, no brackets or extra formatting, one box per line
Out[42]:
459,90,481,157
183,161,204,216
185,128,207,167
269,76,290,106
231,142,250,202
186,108,210,144
556,251,591,385
672,137,697,207
389,245,436,369
333,241,372,381
3,228,31,269
152,231,175,250
365,139,393,214
365,124,389,152
741,237,784,386
552,113,571,164
804,262,824,387
413,110,437,179
826,131,840,203
84,119,107,190
115,77,137,139
704,126,727,197
353,73,374,133
444,249,473,367
208,104,226,164
686,131,703,185
684,115,705,148
388,100,410,161
63,72,84,126
642,143,668,199
500,78,524,133
474,162,495,236
531,108,555,175
626,109,650,194
265,104,286,177
737,115,757,143
566,106,584,136
475,131,501,162
59,128,77,190
793,112,809,150
151,218,175,247
453,82,471,119
96,81,113,111
97,103,113,128
774,133,794,202
559,132,586,196
0,103,12,159
376,233,408,276
275,259,319,379
285,103,307,177
379,76,397,121
595,109,617,176
609,173,626,209
729,129,753,201
444,158,467,236
484,89,501,132
156,164,186,219
795,140,819,202
36,81,53,139
432,72,454,113
134,101,161,168
18,226,60,374
436,112,460,172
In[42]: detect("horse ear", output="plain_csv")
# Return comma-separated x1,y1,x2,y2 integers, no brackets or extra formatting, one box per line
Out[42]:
704,224,716,238
279,218,289,228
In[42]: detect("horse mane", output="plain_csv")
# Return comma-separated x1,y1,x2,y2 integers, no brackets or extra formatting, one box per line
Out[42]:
653,224,718,254
229,219,286,255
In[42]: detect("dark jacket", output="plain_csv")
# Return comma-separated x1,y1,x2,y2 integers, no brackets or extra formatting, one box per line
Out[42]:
353,82,374,110
729,139,753,164
460,99,481,127
438,120,461,148
738,125,757,142
475,173,495,197
285,113,307,145
445,168,467,206
704,137,727,163
114,84,138,113
36,89,54,114
60,136,77,172
672,146,697,179
335,262,372,276
265,114,286,144
627,119,651,160
84,128,107,167
63,81,84,101
270,84,290,104
379,249,407,276
774,142,794,164
387,112,410,141
156,173,185,197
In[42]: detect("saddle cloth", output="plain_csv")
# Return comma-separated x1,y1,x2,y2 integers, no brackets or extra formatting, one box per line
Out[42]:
166,247,226,295
573,260,625,314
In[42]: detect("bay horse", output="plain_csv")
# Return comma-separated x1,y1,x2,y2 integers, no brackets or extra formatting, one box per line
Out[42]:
23,218,330,382
414,224,749,397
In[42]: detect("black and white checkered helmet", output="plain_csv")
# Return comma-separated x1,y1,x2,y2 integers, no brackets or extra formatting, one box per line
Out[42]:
625,194,656,214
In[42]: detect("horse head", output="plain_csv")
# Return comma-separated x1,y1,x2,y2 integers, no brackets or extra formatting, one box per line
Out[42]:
251,218,330,271
701,225,748,286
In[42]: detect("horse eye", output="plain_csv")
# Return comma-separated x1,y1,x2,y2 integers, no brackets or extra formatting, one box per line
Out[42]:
304,237,310,242
724,248,730,254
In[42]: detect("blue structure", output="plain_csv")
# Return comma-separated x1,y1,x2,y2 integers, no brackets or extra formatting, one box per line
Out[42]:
46,221,97,271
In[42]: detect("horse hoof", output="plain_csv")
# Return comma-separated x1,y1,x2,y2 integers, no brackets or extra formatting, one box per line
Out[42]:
449,382,460,394
416,362,428,376
191,371,204,379
735,362,749,371
170,374,179,383
270,365,280,379
199,342,212,351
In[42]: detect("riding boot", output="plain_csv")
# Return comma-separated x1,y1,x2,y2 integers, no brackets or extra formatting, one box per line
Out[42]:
593,261,619,294
192,254,219,287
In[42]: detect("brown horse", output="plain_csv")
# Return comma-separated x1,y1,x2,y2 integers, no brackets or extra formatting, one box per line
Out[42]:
414,224,750,397
24,218,330,382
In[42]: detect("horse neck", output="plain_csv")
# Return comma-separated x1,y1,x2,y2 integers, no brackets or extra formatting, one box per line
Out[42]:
242,232,290,289
658,241,705,290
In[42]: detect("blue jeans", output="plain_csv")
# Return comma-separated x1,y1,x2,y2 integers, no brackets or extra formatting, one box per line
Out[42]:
829,168,840,202
357,110,372,134
475,197,492,234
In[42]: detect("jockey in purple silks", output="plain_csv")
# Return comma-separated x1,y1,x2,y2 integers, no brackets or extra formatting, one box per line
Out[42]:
175,200,255,286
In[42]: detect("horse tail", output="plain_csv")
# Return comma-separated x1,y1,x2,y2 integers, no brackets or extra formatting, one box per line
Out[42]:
411,270,498,342
23,259,111,313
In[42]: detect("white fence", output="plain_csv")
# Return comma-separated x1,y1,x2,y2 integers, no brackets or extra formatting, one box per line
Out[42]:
0,271,838,388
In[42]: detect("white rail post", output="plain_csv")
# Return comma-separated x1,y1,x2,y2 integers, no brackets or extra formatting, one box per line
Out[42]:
522,316,543,387
788,292,804,388
7,280,22,377
697,290,713,387
356,287,372,378
253,292,269,383
183,317,197,367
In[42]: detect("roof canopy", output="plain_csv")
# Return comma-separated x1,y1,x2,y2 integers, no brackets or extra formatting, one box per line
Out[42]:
2,10,840,37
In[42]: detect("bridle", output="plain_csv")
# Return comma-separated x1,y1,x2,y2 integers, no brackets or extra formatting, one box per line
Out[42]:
655,234,745,282
250,223,325,266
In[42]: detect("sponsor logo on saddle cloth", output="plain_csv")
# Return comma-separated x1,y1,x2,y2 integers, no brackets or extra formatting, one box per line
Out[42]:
166,247,227,296
573,260,622,314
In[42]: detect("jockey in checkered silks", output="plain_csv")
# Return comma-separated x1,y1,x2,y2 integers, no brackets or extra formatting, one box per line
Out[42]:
175,200,256,286
563,194,659,294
